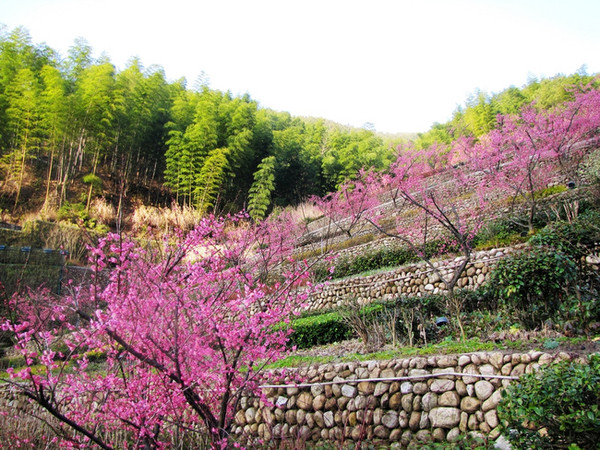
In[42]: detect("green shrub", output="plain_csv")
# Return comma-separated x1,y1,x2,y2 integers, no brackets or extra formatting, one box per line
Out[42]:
473,217,527,250
312,240,449,283
349,295,447,348
348,247,417,275
536,184,568,198
457,287,497,313
56,202,109,234
287,311,353,349
526,212,600,330
487,248,577,329
0,354,25,370
498,354,600,449
559,276,600,332
285,300,423,350
529,211,600,263
415,432,495,449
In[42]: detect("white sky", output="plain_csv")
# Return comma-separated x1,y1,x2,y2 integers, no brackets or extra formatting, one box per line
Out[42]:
1,0,599,133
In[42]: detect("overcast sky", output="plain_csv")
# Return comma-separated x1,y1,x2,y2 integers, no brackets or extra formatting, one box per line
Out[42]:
2,0,599,133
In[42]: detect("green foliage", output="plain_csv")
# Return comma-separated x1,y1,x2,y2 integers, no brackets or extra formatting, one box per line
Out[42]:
536,184,568,199
0,354,25,370
313,246,418,282
348,247,418,275
194,147,230,212
416,432,495,449
462,91,500,137
337,295,449,350
82,173,102,191
456,287,497,313
498,355,600,449
57,201,85,222
284,300,427,350
248,155,276,221
268,336,496,369
56,201,108,233
295,233,377,262
487,248,577,329
473,218,528,250
312,240,448,282
414,122,454,150
559,274,600,332
286,311,353,349
529,211,600,263
0,26,401,216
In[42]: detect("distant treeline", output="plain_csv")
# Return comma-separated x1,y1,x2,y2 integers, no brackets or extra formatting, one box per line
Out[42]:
0,25,596,218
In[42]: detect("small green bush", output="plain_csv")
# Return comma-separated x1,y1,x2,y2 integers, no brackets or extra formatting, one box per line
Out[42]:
287,311,353,349
498,354,600,449
529,211,600,263
458,287,497,313
487,248,577,329
0,354,25,370
350,295,447,347
537,184,568,198
473,217,527,250
559,277,600,332
348,247,417,275
57,202,109,234
415,432,495,449
312,240,450,283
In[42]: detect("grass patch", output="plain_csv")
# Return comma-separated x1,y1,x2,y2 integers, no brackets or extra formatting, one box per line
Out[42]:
268,337,497,368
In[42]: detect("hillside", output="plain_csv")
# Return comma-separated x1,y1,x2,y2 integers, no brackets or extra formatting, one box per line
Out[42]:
0,26,598,231
2,90,600,447
2,25,600,450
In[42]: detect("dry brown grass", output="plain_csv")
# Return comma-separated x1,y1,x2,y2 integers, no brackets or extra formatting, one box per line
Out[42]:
0,397,212,448
129,202,201,235
286,201,323,225
90,197,116,225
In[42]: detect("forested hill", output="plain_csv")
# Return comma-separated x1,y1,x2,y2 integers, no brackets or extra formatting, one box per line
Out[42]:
0,25,596,225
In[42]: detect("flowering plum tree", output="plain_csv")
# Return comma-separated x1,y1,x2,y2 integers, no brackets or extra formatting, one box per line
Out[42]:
470,85,600,233
310,170,378,240
538,87,600,184
1,213,311,448
369,145,488,339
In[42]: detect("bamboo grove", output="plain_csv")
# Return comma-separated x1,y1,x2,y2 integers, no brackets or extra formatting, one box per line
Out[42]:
0,26,399,220
0,25,597,221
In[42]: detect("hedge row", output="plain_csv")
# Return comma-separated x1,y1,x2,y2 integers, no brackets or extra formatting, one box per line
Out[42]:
312,240,451,282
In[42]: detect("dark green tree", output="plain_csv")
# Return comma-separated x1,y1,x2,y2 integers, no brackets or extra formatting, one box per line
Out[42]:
248,155,276,221
195,147,229,213
3,67,40,209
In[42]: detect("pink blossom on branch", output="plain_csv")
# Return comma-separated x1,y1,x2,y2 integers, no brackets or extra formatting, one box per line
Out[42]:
311,170,379,240
470,85,600,232
1,213,313,448
366,144,490,340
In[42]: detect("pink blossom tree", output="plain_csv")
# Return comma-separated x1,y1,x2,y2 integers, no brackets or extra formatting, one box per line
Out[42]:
471,108,555,233
310,170,379,240
537,86,600,185
370,145,488,339
471,86,600,233
1,213,312,448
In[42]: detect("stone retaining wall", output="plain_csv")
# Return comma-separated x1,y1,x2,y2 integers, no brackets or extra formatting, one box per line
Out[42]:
0,350,592,447
234,350,585,447
308,245,524,311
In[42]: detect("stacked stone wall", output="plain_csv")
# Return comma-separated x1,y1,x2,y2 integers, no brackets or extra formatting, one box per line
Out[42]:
0,351,594,448
307,245,524,311
234,350,585,447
